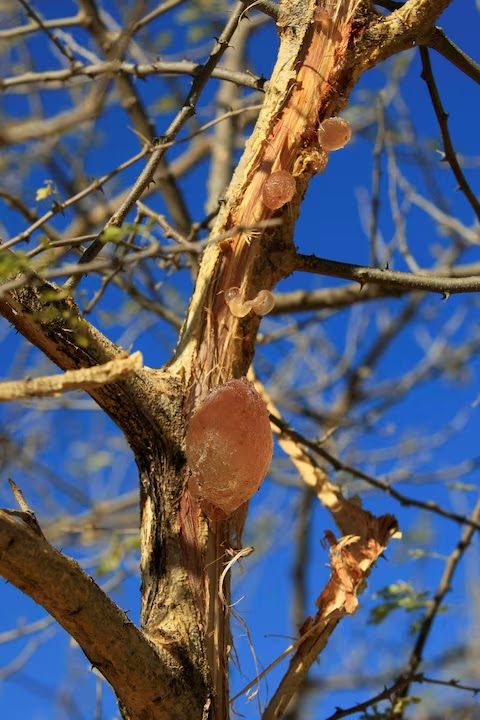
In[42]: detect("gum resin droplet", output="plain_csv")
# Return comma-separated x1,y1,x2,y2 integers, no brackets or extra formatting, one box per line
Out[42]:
224,287,252,318
317,117,351,151
251,289,275,316
185,377,274,518
225,287,275,317
262,170,296,210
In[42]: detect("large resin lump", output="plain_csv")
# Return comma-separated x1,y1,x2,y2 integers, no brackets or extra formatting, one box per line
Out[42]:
185,377,274,518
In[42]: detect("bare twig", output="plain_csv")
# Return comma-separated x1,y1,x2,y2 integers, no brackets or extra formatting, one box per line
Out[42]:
425,26,480,86
0,13,81,40
268,415,480,532
133,0,186,31
391,497,480,714
2,479,45,537
68,1,248,288
16,0,76,63
0,59,267,92
0,351,143,402
323,670,480,719
293,253,480,297
419,45,480,222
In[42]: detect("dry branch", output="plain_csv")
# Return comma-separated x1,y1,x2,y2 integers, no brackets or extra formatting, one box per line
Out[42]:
251,373,399,718
0,59,266,92
392,497,480,710
292,254,480,297
0,351,143,402
262,514,398,719
0,510,204,720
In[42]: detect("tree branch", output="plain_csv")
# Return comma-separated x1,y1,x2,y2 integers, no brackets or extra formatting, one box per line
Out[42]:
268,414,480,532
0,351,143,402
0,510,204,720
271,282,403,313
250,373,399,719
293,253,480,297
419,45,480,222
356,0,455,70
425,26,480,85
0,59,267,92
392,497,480,714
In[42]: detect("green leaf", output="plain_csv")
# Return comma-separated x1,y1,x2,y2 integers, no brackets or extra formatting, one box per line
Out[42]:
369,581,430,625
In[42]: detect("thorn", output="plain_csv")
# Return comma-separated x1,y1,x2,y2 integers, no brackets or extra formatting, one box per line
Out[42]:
134,64,147,81
384,261,389,270
51,201,64,216
442,291,451,301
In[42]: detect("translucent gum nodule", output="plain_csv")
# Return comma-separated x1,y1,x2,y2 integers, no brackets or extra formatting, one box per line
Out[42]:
225,287,275,317
262,170,296,210
251,289,275,316
317,117,351,151
224,287,253,317
185,377,274,517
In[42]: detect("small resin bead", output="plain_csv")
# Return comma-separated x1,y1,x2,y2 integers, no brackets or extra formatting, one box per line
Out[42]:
317,117,351,151
262,170,296,210
225,287,275,318
251,289,275,316
224,287,252,318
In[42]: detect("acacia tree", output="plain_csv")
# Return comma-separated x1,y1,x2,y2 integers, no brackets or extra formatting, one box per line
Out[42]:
1,1,479,718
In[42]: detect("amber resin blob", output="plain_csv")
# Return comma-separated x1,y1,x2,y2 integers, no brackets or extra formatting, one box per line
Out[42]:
185,378,274,518
317,117,352,151
262,170,296,210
